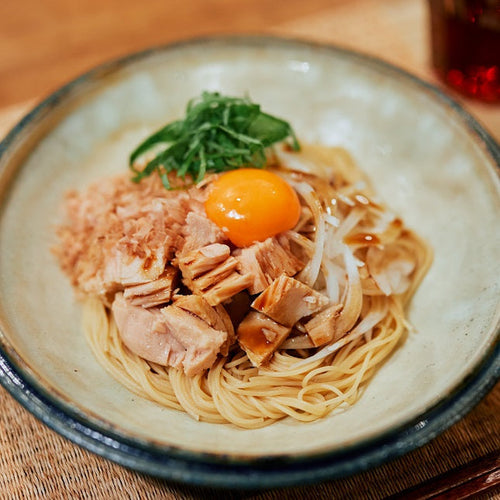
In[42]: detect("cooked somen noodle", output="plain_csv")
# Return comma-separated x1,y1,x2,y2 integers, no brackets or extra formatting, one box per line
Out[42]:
56,143,431,429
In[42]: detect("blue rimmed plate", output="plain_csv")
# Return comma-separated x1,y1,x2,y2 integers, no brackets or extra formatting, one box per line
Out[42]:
0,35,498,488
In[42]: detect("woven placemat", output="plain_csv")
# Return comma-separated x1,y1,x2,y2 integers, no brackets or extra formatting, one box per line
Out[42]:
0,381,498,499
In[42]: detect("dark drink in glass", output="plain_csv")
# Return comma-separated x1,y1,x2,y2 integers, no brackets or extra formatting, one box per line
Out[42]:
429,0,500,102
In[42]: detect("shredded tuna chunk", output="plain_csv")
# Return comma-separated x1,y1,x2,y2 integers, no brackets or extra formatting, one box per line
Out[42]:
237,311,291,367
178,243,230,278
178,243,253,305
180,211,228,254
252,275,330,327
234,234,304,294
123,266,178,307
112,293,229,376
160,304,228,376
304,303,343,347
112,293,185,369
172,294,235,355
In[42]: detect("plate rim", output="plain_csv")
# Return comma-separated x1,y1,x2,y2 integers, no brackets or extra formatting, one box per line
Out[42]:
0,333,498,488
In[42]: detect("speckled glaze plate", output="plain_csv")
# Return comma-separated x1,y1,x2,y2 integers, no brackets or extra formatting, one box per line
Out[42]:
0,36,498,489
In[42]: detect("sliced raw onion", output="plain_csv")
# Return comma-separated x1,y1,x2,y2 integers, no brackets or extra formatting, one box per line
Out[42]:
350,296,388,337
336,246,363,334
281,334,315,350
291,181,326,288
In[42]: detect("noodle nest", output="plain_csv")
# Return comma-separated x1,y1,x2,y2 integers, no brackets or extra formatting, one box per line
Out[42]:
80,145,432,429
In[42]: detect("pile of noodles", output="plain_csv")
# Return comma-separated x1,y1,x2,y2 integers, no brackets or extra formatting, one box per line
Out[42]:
83,145,432,429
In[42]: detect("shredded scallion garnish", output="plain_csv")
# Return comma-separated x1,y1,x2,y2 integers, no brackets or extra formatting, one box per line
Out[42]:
129,91,300,189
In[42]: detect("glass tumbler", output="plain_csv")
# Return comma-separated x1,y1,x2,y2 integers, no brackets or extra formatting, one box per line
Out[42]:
429,0,500,102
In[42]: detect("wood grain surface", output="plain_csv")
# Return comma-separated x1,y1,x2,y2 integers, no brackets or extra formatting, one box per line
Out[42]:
0,1,498,498
0,0,498,140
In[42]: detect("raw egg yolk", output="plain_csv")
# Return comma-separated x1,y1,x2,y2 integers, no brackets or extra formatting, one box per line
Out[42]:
205,168,301,247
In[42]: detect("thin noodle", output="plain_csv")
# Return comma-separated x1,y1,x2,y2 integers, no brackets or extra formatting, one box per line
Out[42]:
78,145,432,428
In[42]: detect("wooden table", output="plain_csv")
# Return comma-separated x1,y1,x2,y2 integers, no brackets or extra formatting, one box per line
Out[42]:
0,1,498,498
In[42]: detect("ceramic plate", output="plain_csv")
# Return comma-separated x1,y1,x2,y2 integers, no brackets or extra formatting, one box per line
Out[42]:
0,36,498,489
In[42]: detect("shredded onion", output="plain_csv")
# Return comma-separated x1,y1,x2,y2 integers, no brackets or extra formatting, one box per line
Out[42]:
351,296,388,338
291,181,326,288
336,246,363,334
281,334,315,350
